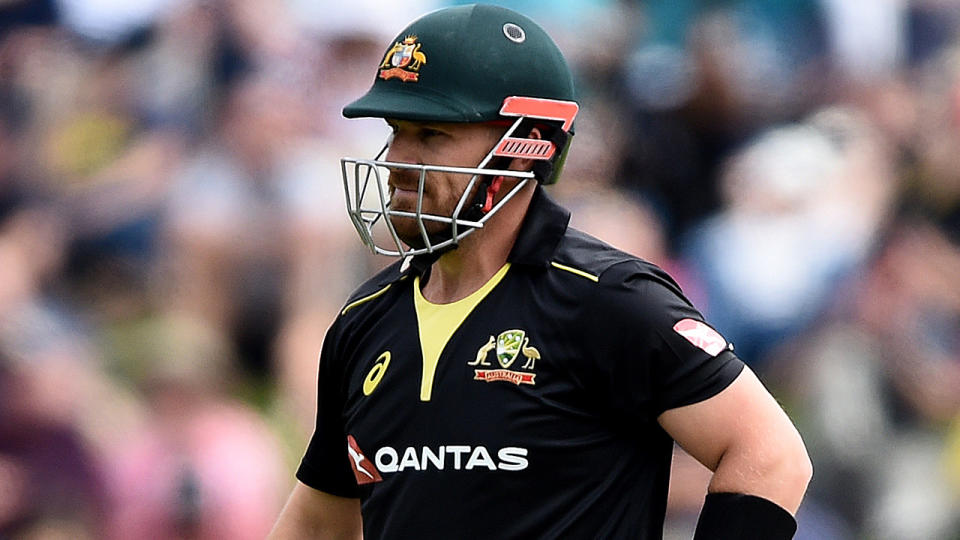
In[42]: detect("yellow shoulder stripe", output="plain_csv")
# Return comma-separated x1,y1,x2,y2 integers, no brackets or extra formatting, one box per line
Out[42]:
341,283,393,315
550,261,599,283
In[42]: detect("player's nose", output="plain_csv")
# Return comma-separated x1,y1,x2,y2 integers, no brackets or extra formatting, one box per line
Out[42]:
384,130,419,166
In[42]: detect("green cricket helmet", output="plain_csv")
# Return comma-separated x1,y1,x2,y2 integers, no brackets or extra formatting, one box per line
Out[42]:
340,4,579,258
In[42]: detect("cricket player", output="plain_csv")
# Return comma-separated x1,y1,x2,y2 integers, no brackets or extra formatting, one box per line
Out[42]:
271,4,811,539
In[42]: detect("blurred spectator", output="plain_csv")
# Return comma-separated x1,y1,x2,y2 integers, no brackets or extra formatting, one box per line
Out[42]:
163,74,313,376
104,313,287,540
0,200,108,538
769,216,960,539
269,303,341,467
0,0,58,40
615,0,828,243
0,361,108,539
56,0,172,44
820,0,904,83
683,106,895,366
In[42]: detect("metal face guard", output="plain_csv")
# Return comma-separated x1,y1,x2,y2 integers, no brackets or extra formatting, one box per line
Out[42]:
341,118,536,258
340,157,535,258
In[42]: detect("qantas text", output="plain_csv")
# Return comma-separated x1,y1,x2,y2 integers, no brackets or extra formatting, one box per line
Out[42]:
374,445,528,473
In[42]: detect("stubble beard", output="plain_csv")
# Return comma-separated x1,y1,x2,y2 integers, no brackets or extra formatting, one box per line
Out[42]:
387,177,486,251
387,187,457,251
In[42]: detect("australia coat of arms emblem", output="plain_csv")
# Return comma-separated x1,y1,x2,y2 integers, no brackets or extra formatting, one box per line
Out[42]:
379,36,427,82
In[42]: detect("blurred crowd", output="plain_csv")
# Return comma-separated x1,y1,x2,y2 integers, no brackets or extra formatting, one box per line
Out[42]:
0,0,958,538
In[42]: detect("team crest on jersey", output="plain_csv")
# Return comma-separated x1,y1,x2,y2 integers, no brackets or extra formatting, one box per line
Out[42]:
379,36,427,82
468,329,540,385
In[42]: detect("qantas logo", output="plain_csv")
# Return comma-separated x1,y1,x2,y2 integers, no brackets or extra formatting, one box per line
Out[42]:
347,435,382,484
672,318,728,357
347,436,528,485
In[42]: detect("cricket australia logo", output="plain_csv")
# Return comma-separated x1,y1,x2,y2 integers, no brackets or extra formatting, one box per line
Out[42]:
379,36,427,82
468,329,540,385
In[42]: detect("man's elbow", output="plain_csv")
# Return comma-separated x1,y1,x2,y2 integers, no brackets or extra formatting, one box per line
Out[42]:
785,438,813,495
714,427,814,514
762,430,814,512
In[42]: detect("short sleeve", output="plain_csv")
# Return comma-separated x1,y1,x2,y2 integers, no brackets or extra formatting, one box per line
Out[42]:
587,262,745,421
296,317,361,498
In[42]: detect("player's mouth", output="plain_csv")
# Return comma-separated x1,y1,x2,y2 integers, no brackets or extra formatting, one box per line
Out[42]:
390,186,418,196
388,186,421,211
387,171,424,205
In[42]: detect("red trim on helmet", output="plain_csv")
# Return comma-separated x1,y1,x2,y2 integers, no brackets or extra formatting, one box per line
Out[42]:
494,137,556,160
499,97,579,132
483,176,505,213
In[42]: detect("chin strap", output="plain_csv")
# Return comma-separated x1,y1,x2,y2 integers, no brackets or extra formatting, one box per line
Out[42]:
482,176,505,213
461,150,513,223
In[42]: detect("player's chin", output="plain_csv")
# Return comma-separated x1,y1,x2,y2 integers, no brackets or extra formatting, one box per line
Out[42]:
389,215,448,250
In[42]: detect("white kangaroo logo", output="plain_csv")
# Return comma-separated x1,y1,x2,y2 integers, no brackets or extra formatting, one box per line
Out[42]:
348,445,374,479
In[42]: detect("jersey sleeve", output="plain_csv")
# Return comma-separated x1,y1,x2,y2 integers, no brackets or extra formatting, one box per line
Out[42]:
296,317,361,498
589,261,745,421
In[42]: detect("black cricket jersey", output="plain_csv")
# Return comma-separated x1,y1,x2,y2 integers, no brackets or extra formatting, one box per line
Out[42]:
297,187,745,539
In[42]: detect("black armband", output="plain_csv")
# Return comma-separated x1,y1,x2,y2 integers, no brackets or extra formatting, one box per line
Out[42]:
693,492,797,539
